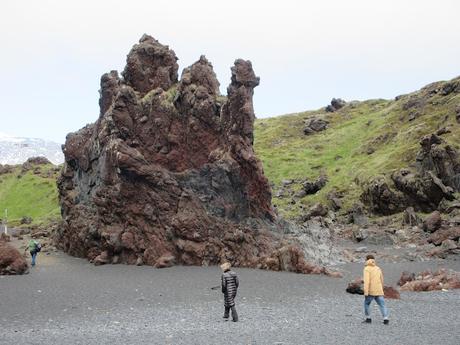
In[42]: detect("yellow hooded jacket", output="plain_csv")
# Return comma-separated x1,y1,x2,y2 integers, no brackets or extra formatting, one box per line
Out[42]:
363,259,384,296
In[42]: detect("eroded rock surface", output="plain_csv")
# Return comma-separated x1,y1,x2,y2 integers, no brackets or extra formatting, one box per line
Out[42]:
362,133,460,215
0,238,28,275
399,269,460,291
57,35,331,273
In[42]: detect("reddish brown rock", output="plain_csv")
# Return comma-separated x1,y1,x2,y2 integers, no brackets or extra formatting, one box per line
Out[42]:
398,271,416,286
0,241,28,275
428,227,460,245
345,278,399,298
383,286,400,299
56,35,322,274
346,278,364,295
122,34,178,95
423,211,442,232
400,269,460,291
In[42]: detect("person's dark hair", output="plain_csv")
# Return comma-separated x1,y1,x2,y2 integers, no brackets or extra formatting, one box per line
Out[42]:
366,254,375,260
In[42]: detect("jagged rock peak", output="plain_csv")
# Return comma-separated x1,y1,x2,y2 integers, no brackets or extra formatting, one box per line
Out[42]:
230,59,260,89
122,34,179,95
99,70,120,116
179,55,220,96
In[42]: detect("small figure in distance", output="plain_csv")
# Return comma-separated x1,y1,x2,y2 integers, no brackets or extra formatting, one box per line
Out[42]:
220,262,239,322
363,254,389,325
26,239,41,267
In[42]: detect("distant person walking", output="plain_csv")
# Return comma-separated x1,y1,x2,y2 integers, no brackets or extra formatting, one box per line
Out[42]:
220,262,239,322
27,239,41,267
363,254,389,325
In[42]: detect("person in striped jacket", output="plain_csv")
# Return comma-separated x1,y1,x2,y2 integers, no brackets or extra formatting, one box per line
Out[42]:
220,262,239,322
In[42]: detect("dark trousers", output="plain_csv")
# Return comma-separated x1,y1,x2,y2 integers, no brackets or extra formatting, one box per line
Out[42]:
224,306,238,321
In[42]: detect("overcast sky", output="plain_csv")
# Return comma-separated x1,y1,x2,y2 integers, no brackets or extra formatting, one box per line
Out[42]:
1,0,459,143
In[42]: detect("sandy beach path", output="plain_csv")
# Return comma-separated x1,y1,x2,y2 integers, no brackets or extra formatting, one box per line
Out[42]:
1,251,460,345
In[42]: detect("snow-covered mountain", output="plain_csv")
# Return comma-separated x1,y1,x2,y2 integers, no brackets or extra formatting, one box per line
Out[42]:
0,132,64,165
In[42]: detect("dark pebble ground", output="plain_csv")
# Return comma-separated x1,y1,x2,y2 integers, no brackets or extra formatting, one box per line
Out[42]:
1,252,460,345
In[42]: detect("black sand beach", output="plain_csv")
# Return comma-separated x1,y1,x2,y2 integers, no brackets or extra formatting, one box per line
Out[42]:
1,252,460,345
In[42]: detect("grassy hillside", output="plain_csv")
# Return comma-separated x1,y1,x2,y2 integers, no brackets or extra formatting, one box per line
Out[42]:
0,164,61,226
254,76,460,219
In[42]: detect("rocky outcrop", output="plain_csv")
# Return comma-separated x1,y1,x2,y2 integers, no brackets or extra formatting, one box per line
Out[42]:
428,227,460,246
0,164,14,175
56,35,331,273
325,98,346,112
399,269,460,291
362,133,460,215
0,239,28,275
303,117,329,135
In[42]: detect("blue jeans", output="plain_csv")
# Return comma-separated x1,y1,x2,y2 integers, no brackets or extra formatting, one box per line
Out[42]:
30,251,37,266
364,295,388,319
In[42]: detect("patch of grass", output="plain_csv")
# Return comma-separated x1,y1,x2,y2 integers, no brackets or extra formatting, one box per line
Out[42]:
0,165,60,226
255,77,460,219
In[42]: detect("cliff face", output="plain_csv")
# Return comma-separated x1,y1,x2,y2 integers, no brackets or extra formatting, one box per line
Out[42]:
57,35,320,271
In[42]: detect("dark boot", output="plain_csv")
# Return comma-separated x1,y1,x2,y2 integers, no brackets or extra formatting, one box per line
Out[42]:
231,306,238,322
223,306,230,319
383,319,389,325
363,318,372,323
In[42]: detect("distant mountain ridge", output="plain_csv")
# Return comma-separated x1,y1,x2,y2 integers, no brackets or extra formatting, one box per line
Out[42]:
0,133,64,165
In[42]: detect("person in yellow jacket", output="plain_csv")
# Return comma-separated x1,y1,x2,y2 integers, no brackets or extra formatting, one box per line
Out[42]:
363,254,389,325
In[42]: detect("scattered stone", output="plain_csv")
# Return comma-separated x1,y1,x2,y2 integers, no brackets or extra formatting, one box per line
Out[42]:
349,203,368,226
93,251,110,266
306,203,329,219
398,271,416,286
423,211,442,233
346,278,364,295
383,286,400,299
346,278,400,299
154,253,175,268
327,191,343,211
301,175,328,195
325,98,346,112
441,239,458,251
303,117,329,135
361,230,395,246
436,127,451,136
20,216,33,225
352,228,368,242
400,269,460,292
438,199,460,214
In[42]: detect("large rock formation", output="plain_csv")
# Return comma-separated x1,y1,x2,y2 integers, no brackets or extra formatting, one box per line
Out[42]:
0,237,28,275
57,35,330,273
362,133,460,215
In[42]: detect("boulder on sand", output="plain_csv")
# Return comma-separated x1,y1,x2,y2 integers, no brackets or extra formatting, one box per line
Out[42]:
423,211,442,233
0,240,28,275
399,269,460,291
345,278,400,299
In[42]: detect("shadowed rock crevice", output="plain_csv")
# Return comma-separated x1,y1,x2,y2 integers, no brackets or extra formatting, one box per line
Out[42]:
57,35,332,274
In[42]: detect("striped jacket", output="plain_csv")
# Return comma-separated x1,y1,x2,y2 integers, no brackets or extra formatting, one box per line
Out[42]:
221,270,239,307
